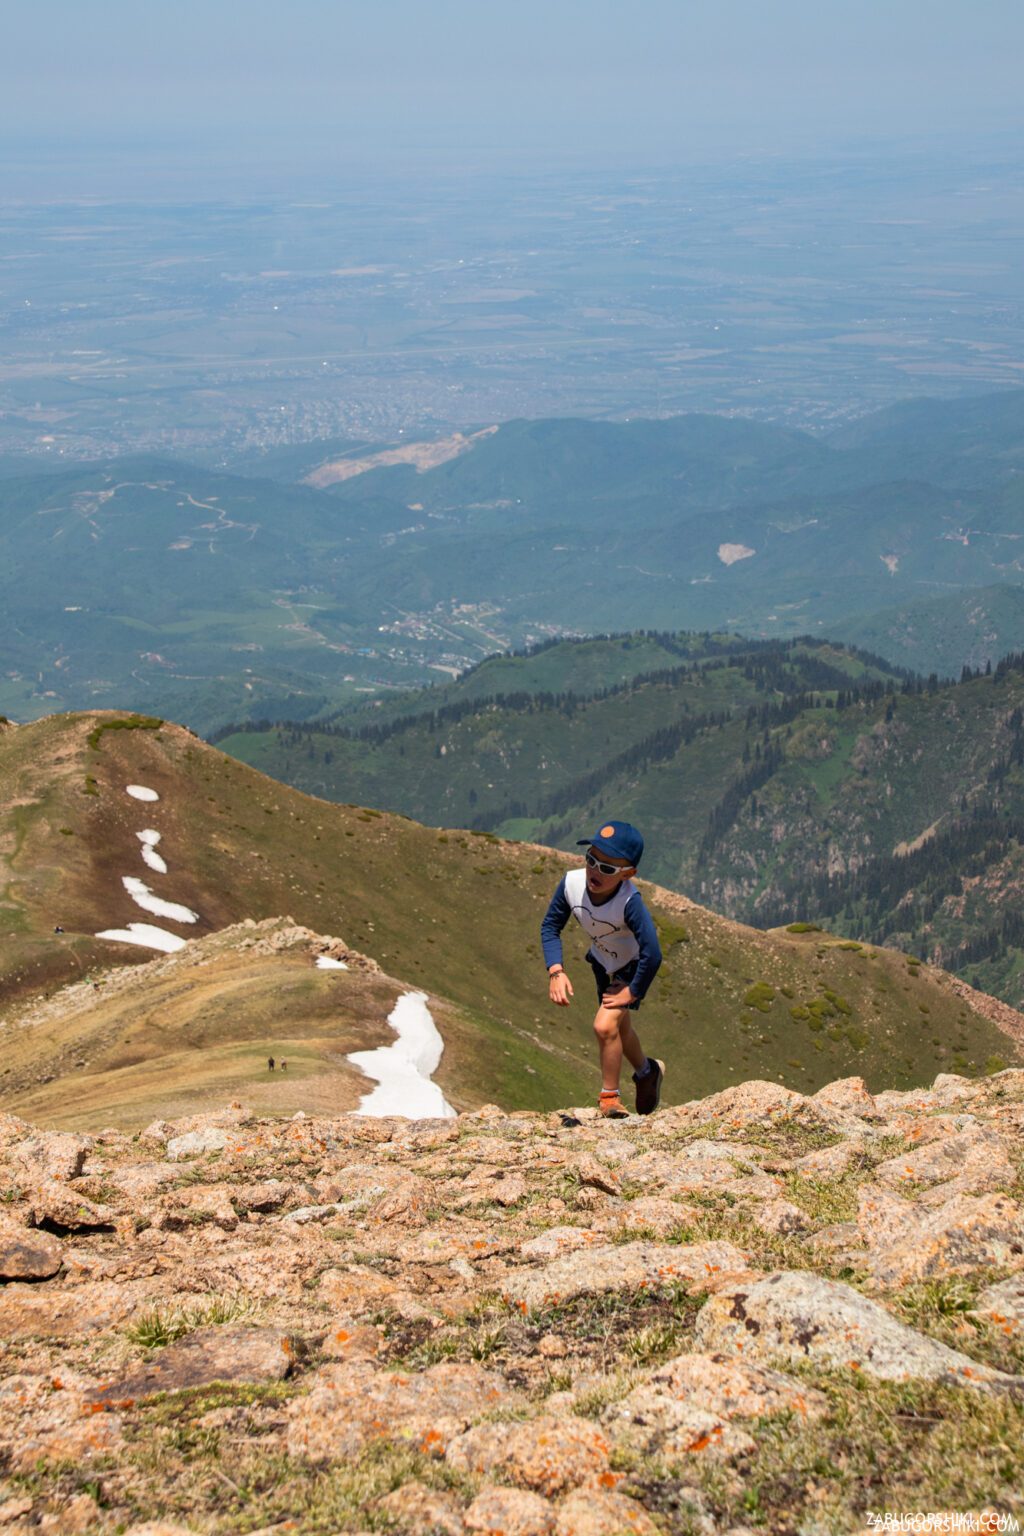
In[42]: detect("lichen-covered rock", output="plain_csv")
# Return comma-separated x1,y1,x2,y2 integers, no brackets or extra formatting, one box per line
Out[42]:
378,1480,465,1535
22,1179,117,1232
605,1196,697,1236
970,1275,1024,1337
37,1491,102,1534
861,1190,1024,1286
286,1361,510,1462
0,1218,62,1281
695,1271,1024,1389
519,1226,603,1260
396,1228,513,1264
446,1415,611,1495
0,1278,155,1340
750,1198,810,1236
13,1132,92,1182
317,1264,402,1313
502,1240,752,1313
790,1141,866,1178
871,1126,1016,1199
464,1485,555,1536
319,1317,384,1360
153,1184,240,1231
3,1066,1024,1534
811,1077,880,1119
0,1371,125,1471
606,1351,825,1460
87,1326,297,1406
165,1126,229,1160
629,1142,765,1195
553,1488,659,1536
121,1525,199,1536
667,1080,806,1131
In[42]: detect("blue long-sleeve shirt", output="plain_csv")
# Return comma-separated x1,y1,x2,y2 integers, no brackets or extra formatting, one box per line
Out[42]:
541,869,662,1001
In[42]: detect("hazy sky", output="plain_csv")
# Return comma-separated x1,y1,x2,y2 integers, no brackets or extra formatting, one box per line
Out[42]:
5,0,1023,168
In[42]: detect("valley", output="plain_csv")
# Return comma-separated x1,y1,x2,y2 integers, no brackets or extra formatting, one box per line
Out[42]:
3,389,1024,734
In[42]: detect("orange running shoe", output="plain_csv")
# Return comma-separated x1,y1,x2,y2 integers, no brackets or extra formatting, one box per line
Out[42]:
599,1090,628,1118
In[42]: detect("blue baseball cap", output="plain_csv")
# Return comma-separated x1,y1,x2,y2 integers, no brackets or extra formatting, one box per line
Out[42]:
577,820,644,868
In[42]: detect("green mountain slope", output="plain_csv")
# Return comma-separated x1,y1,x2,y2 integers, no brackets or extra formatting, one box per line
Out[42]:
826,387,1024,489
1,711,1017,1130
215,635,900,832
833,585,1024,679
219,637,1024,1009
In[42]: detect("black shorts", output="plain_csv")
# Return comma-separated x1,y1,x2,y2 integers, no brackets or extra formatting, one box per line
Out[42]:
587,954,641,1010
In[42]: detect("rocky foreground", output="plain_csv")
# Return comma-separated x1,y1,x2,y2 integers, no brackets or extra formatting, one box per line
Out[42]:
2,1074,1024,1535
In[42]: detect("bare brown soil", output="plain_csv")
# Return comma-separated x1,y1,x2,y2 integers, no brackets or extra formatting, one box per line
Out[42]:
303,427,498,488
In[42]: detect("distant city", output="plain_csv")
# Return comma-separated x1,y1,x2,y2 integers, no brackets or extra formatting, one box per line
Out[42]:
2,148,1023,466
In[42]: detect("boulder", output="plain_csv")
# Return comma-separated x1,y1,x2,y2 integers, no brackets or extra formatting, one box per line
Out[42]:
502,1240,751,1313
446,1415,611,1495
871,1126,1016,1196
606,1350,826,1460
14,1133,91,1182
970,1275,1024,1337
0,1219,62,1281
518,1227,603,1260
286,1360,510,1462
0,1370,124,1471
695,1271,1024,1389
165,1127,229,1161
553,1489,659,1536
811,1077,880,1119
87,1326,296,1407
23,1180,117,1232
668,1081,806,1130
396,1228,513,1264
464,1485,554,1536
378,1481,465,1535
154,1185,240,1232
0,1279,152,1340
606,1197,698,1237
318,1264,402,1313
629,1142,765,1196
749,1199,811,1236
861,1190,1024,1286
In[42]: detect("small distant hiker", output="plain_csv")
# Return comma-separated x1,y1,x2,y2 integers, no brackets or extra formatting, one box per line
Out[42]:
541,820,663,1118
268,1057,275,1072
54,925,64,934
280,1060,287,1071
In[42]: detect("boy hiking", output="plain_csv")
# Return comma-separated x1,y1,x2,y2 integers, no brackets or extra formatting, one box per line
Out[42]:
541,820,664,1117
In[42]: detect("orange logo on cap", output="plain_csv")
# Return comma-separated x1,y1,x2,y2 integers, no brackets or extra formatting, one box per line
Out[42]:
600,825,616,838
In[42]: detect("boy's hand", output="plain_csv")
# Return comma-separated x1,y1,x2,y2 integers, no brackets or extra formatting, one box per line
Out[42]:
549,970,573,1006
602,985,635,1010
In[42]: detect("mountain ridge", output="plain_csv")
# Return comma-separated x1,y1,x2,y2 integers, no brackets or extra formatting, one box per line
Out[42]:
3,709,1020,1132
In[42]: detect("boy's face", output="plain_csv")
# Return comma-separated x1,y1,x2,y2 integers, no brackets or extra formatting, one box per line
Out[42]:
585,845,636,897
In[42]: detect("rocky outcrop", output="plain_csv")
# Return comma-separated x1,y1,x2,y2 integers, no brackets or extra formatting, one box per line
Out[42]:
1,1071,1022,1531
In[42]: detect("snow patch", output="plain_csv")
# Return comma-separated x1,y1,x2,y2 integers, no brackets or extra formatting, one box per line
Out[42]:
126,785,159,802
316,956,349,970
881,553,899,574
137,830,167,874
96,923,187,953
122,875,198,924
718,543,756,566
348,991,455,1119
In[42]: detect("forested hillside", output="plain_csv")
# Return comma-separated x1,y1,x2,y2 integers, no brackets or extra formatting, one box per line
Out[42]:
219,636,1024,1007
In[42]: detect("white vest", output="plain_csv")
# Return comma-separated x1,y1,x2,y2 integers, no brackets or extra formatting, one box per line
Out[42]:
563,867,639,975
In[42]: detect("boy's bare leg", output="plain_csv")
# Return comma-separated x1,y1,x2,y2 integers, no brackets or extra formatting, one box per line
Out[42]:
594,1006,646,1091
